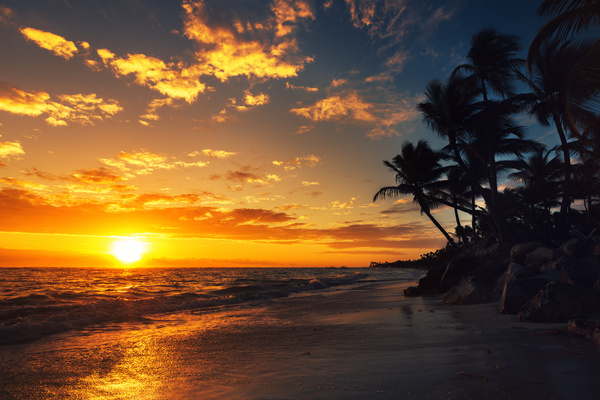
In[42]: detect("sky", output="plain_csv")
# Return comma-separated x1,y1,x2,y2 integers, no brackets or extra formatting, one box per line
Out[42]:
0,0,552,268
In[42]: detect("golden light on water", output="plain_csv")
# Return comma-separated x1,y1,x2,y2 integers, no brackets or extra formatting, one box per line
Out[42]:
111,238,147,264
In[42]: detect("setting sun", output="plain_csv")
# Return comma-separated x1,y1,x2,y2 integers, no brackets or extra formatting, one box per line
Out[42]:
111,238,147,264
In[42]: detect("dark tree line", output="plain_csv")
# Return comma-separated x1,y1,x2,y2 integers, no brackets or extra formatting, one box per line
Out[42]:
375,0,600,247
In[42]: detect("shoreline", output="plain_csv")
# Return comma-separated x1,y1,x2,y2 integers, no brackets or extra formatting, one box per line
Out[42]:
1,279,600,399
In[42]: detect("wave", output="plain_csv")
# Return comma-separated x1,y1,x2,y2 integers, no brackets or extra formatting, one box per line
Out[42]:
0,272,367,345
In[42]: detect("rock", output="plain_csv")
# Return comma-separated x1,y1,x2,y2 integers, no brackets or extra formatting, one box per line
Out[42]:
416,263,446,293
518,282,589,323
525,247,555,266
556,255,600,288
403,286,422,297
440,256,479,292
494,263,533,294
510,242,540,262
561,237,593,256
443,279,492,306
499,277,548,315
568,319,600,344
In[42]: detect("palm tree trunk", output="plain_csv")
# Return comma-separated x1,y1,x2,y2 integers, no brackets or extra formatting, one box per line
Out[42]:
421,207,458,249
554,113,571,238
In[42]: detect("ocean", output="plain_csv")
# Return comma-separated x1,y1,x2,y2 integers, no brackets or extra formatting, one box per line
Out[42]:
0,267,422,346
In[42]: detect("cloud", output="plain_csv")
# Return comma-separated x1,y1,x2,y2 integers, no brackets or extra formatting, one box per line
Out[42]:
241,90,270,107
20,27,78,59
294,125,313,134
97,51,207,103
189,149,237,158
213,90,270,121
71,167,124,185
182,0,314,81
286,82,318,92
100,150,208,175
343,0,455,44
290,91,377,123
0,140,24,161
0,177,46,190
0,83,122,126
290,87,422,139
140,98,174,122
272,154,321,171
0,6,13,26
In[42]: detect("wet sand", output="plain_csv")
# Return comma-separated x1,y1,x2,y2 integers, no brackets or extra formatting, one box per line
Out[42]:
2,280,600,399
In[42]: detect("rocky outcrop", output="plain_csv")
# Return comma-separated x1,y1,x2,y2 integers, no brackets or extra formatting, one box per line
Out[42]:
408,237,600,323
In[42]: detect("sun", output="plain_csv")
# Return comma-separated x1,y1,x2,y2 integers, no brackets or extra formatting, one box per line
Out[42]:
111,238,147,264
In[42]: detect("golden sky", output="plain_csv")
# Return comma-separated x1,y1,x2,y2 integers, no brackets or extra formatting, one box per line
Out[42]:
0,0,544,267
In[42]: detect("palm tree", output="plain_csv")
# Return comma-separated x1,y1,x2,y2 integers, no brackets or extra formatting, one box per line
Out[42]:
528,1,600,138
373,141,457,247
450,29,525,243
519,38,593,237
508,146,563,236
454,28,524,102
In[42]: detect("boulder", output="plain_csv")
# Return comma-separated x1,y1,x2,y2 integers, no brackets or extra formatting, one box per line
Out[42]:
518,282,589,323
556,254,600,288
561,237,593,256
525,246,555,266
443,279,492,306
510,242,540,262
499,277,548,315
494,263,533,294
439,256,479,292
568,319,600,345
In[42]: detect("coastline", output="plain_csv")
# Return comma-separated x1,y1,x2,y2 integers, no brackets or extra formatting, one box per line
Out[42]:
1,278,600,399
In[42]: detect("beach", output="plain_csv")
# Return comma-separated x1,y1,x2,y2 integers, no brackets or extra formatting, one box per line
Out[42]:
2,277,600,400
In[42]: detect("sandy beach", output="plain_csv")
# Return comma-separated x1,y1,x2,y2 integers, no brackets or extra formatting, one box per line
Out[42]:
2,278,600,400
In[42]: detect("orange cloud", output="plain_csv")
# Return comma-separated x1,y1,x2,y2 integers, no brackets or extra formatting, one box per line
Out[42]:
140,98,174,123
0,140,24,160
182,0,313,82
0,177,46,190
290,91,376,123
71,167,124,185
0,83,122,126
286,82,319,92
97,51,206,103
272,154,321,171
100,150,208,175
190,149,237,158
20,27,78,59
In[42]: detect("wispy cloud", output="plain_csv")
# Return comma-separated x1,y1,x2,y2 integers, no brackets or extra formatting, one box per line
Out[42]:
0,83,122,126
272,154,321,171
189,149,237,158
20,27,79,59
100,150,208,175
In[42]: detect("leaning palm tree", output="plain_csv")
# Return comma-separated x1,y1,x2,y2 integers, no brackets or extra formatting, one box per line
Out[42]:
373,141,457,247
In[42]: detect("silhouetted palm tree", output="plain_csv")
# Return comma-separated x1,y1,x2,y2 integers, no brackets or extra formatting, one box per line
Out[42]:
519,38,593,236
508,146,563,235
373,141,457,247
454,28,524,101
450,29,525,242
528,1,600,137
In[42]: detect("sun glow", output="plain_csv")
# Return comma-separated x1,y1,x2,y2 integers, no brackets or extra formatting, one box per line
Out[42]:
111,238,147,263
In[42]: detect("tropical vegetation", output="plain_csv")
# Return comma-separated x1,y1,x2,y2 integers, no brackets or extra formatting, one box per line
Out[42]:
374,0,600,248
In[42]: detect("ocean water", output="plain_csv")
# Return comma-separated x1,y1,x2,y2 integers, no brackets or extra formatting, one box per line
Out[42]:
0,267,422,346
